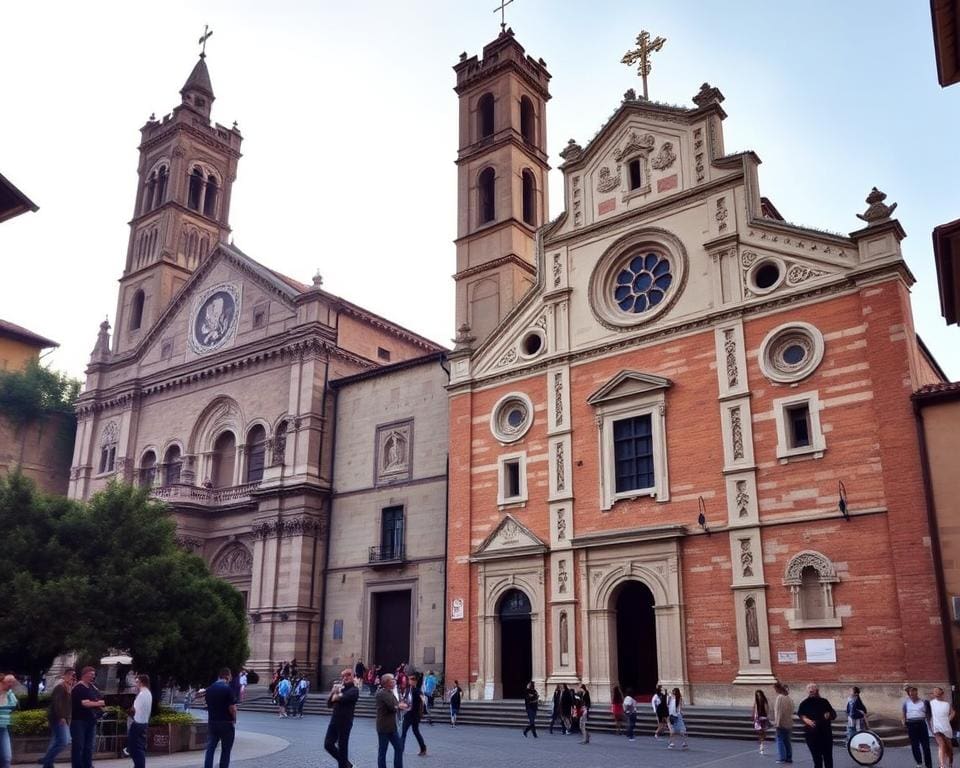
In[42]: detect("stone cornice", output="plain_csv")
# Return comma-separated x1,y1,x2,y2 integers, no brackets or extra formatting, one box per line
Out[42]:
452,253,536,281
456,131,550,169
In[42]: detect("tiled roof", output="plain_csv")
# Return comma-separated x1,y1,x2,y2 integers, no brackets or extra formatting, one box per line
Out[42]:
915,381,960,397
0,318,58,349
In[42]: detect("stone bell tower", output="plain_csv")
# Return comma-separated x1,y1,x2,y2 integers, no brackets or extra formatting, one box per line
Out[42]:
453,29,551,344
113,49,243,354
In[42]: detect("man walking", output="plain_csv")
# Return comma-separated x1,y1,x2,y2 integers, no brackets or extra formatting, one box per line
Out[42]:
71,666,106,768
902,685,933,768
623,689,637,741
276,675,292,718
421,671,437,725
41,668,75,768
127,674,152,768
401,674,427,756
773,682,795,765
797,683,836,768
204,668,237,768
325,668,359,768
376,673,408,768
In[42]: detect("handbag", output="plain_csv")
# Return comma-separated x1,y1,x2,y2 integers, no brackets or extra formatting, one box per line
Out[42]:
669,714,678,725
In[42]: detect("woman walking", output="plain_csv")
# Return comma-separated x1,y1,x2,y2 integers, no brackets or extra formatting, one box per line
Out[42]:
653,685,670,739
667,688,688,750
560,684,574,734
845,686,868,742
930,686,955,768
578,684,592,744
753,689,770,755
610,685,625,735
548,684,565,735
522,681,539,738
448,680,463,727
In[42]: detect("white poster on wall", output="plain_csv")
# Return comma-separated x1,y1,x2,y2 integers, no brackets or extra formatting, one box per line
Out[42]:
778,651,799,664
451,598,464,620
804,638,837,663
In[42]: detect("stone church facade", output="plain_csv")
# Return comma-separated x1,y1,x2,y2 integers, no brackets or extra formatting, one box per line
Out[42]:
444,30,949,710
67,54,444,676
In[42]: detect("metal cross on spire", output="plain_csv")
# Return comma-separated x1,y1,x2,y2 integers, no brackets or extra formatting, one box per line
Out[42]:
198,25,213,58
621,30,667,101
493,0,514,33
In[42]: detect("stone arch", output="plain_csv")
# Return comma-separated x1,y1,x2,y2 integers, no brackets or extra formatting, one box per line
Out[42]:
188,396,244,455
593,564,669,609
783,550,841,629
783,550,838,585
211,541,253,578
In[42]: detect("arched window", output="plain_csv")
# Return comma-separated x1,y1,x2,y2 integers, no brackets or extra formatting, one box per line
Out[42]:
163,444,182,485
155,165,168,206
478,167,496,224
129,289,145,331
188,167,204,211
211,431,236,488
143,172,156,213
522,170,536,226
245,425,267,483
203,175,218,218
98,422,118,475
783,549,841,629
478,93,495,139
139,451,157,489
520,96,535,143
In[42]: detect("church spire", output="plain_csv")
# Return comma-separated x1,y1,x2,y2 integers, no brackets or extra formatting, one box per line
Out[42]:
180,55,215,120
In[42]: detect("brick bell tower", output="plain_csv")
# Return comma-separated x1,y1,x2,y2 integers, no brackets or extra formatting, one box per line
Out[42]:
453,29,551,345
113,48,242,354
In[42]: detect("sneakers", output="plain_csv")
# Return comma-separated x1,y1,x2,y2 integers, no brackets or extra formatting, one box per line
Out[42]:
418,749,427,757
681,743,688,750
668,743,675,749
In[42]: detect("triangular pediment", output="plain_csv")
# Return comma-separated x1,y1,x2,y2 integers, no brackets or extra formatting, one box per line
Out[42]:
587,370,672,406
472,514,547,560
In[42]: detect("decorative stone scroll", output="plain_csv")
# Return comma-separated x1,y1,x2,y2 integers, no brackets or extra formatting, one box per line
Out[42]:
730,407,745,460
556,508,567,541
723,329,738,388
650,142,676,170
555,443,566,492
783,550,838,585
554,373,564,426
735,480,749,518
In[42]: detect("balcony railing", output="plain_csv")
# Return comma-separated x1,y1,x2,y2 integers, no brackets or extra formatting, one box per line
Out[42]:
368,544,405,565
150,481,261,506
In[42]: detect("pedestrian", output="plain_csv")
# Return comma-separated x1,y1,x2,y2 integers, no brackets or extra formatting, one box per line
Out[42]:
901,685,933,768
401,673,427,756
753,689,770,754
127,674,152,768
276,675,291,718
548,684,565,735
667,687,688,750
238,670,248,703
772,681,795,765
652,685,669,739
355,659,366,682
204,668,237,768
294,676,310,718
0,674,19,768
930,686,955,768
577,683,591,744
844,686,868,742
182,686,195,713
522,681,539,738
447,680,462,727
797,683,836,768
422,671,437,725
325,668,359,768
70,666,106,768
41,668,76,768
623,688,637,741
559,683,574,734
610,685,625,735
376,673,407,768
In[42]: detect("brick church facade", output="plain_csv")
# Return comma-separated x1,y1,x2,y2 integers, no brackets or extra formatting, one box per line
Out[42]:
443,30,949,709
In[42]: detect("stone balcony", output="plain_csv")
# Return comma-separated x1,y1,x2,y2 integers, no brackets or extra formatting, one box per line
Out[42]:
150,481,261,509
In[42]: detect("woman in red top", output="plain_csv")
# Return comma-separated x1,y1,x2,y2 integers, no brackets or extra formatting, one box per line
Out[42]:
610,686,625,735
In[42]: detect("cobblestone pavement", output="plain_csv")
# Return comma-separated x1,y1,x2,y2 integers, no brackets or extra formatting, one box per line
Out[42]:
224,711,925,768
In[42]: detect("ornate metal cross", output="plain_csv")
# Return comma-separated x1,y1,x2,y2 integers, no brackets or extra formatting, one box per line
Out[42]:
198,25,213,57
621,30,667,101
493,0,514,33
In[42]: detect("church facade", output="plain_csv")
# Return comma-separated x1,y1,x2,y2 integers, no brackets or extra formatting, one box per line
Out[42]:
67,53,445,675
443,30,949,709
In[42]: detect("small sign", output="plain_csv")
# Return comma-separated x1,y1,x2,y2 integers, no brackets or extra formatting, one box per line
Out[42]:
706,646,722,665
451,598,464,620
778,651,799,664
805,638,837,663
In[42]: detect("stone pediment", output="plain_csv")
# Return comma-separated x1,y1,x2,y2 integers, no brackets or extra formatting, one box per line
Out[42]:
472,514,547,561
587,370,672,406
471,300,549,379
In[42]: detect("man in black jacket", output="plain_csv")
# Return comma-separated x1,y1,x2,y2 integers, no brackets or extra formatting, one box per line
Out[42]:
325,669,360,768
401,674,428,756
797,683,837,768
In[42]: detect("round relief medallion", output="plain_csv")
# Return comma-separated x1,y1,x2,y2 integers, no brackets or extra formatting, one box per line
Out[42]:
490,392,534,443
189,283,241,354
759,322,824,383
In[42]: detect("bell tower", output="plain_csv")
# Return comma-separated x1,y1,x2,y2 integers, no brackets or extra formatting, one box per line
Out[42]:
453,30,551,344
113,50,243,355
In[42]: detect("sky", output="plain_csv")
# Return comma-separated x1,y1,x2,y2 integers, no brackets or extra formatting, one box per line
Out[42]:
1,1,957,380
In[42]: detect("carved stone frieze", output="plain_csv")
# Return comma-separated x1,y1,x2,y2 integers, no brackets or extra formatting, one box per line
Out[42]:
213,543,253,577
495,347,518,368
716,197,729,232
554,373,564,426
650,141,676,170
783,550,838,585
552,253,562,288
730,406,744,460
786,265,828,285
555,442,566,492
723,329,738,388
596,166,621,193
614,131,656,162
735,480,749,518
556,508,567,541
739,538,754,578
175,535,204,553
557,558,569,593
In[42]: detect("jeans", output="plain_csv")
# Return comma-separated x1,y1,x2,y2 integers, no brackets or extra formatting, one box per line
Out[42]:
776,726,793,763
804,729,833,768
377,731,403,768
70,718,95,768
127,722,147,768
0,726,10,768
845,718,865,742
626,712,637,739
41,721,72,768
402,715,426,752
906,719,933,768
580,709,590,743
324,719,353,768
523,706,538,737
204,721,235,768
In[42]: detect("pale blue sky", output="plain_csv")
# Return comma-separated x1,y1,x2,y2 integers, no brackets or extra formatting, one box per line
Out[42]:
1,1,957,378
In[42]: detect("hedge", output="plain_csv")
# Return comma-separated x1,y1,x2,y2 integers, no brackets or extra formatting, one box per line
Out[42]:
10,706,196,736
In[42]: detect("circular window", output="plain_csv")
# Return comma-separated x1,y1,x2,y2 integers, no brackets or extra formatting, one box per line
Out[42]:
490,392,534,443
520,330,544,358
748,258,785,295
588,229,688,330
759,322,825,383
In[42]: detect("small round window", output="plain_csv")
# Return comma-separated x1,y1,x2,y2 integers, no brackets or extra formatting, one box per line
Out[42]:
490,392,534,443
613,252,673,314
520,330,544,358
759,322,824,383
748,258,785,294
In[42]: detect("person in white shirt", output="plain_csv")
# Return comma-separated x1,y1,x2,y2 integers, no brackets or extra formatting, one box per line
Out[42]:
622,690,638,741
929,687,955,768
128,674,153,768
667,688,688,751
238,671,248,703
901,685,932,768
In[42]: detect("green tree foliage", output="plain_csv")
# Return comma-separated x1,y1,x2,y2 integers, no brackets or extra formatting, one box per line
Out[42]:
0,359,80,426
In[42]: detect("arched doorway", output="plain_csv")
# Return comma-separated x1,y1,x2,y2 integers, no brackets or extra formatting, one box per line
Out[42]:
614,581,658,698
499,589,532,699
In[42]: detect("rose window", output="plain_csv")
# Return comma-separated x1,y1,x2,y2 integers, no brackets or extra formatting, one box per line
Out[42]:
613,252,673,314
